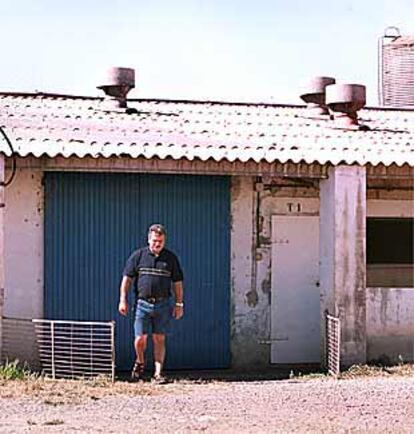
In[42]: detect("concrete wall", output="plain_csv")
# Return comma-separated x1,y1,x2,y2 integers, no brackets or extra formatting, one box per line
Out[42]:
230,176,320,369
320,166,367,367
2,167,413,370
230,179,413,369
2,168,43,366
230,177,262,368
366,287,414,363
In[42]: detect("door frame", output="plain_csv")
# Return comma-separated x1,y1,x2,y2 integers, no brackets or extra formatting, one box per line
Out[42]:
270,198,320,364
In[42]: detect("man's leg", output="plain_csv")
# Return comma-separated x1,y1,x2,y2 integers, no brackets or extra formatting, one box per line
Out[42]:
152,300,171,380
134,334,148,364
152,333,166,378
132,300,150,380
131,334,147,380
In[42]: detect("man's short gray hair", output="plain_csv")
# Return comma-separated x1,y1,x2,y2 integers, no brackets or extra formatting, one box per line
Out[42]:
148,223,167,237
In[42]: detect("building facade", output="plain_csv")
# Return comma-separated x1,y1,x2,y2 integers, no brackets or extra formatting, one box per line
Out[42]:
1,93,413,370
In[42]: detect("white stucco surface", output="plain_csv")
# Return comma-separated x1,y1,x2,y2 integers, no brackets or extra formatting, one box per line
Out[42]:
4,168,43,319
320,165,367,367
230,177,263,368
2,168,43,366
366,287,414,363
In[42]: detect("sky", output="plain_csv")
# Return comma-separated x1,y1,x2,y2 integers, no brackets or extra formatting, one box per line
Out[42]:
0,0,413,105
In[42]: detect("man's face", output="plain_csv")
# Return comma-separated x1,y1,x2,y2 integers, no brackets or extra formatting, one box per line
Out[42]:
148,232,165,255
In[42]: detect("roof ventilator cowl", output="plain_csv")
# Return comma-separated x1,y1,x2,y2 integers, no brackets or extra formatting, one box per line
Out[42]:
300,76,336,116
97,67,135,110
326,84,369,130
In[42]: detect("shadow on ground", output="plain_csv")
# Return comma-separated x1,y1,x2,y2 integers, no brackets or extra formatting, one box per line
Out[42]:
116,364,323,383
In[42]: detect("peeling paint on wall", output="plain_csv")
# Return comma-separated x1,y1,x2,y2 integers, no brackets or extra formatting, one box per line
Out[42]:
379,287,390,327
321,166,367,367
4,168,44,320
231,176,269,368
258,235,271,246
261,274,271,294
191,170,410,367
245,290,259,307
367,287,414,363
354,180,367,344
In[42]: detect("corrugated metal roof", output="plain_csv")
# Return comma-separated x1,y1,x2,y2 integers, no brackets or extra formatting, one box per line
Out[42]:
0,92,413,167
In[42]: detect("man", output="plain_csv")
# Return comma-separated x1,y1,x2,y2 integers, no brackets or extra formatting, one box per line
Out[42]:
118,223,184,382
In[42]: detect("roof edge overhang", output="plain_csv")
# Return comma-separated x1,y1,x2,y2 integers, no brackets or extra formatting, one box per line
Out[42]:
6,154,329,178
5,154,414,180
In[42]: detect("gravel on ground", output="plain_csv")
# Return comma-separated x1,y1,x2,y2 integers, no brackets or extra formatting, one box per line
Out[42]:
0,368,413,433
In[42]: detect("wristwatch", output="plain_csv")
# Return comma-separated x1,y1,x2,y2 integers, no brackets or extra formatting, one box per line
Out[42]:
175,302,184,307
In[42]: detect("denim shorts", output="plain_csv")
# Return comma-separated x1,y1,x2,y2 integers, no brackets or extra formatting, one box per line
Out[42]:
134,299,172,337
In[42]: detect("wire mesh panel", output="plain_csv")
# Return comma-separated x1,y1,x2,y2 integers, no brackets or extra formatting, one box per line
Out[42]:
33,319,115,381
326,313,341,376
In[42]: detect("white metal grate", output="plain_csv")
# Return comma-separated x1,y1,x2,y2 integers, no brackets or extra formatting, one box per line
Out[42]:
33,319,115,381
326,313,341,376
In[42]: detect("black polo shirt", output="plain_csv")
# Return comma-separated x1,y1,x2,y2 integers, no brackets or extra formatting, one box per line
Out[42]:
123,247,183,299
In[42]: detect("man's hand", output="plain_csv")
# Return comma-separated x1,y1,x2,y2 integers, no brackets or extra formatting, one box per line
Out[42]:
118,299,128,316
173,305,184,320
118,276,132,316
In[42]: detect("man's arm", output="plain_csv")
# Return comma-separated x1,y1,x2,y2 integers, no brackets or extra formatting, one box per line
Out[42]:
172,281,184,320
118,275,133,316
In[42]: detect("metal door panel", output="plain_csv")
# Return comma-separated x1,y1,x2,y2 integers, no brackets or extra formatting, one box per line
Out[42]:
44,172,230,370
271,215,320,363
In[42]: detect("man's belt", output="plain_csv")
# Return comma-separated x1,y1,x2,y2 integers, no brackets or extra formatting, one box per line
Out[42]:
138,296,169,304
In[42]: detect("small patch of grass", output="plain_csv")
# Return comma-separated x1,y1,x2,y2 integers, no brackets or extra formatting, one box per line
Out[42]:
288,372,330,382
339,363,414,379
386,363,414,376
297,372,328,381
289,363,414,381
0,374,168,403
339,364,386,379
0,359,32,381
83,374,113,388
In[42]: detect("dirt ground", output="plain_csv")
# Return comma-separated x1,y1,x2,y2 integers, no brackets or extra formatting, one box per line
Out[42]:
0,366,413,433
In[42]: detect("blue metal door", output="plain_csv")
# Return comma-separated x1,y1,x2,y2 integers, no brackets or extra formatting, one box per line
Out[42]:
44,172,230,370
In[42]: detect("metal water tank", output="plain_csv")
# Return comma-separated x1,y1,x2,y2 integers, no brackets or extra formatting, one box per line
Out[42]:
379,27,414,107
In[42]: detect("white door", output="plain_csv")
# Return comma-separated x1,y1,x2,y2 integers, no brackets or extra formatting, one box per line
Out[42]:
271,215,320,363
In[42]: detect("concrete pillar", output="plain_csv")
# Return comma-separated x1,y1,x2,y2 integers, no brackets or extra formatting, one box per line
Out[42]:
320,165,366,368
0,155,4,362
